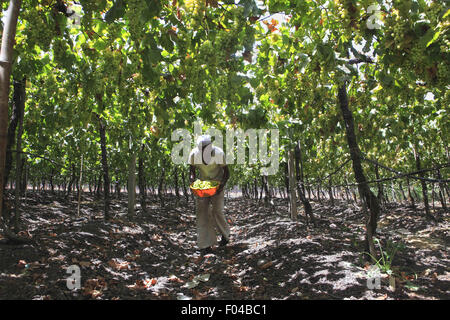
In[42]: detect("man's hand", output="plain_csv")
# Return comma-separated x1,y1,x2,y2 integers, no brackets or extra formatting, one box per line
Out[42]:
216,181,225,194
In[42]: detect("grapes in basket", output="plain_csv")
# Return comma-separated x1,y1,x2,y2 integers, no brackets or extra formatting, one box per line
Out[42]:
191,179,219,190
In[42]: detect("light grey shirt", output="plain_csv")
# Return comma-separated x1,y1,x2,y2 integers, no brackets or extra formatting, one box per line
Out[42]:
189,146,226,181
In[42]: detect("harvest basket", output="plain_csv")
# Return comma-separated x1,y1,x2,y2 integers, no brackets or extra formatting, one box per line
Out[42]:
190,181,220,198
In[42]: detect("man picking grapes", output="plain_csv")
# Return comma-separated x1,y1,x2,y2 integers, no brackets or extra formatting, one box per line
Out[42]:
189,135,230,255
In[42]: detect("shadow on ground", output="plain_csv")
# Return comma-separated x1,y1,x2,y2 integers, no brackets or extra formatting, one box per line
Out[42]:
0,191,448,300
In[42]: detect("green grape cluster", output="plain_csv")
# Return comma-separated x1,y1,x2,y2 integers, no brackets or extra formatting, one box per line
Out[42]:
426,2,443,24
191,179,219,190
23,9,53,51
392,20,408,46
99,48,121,80
185,0,206,16
231,5,245,17
407,42,423,66
208,87,219,110
80,42,97,60
255,83,265,98
198,40,217,66
216,76,230,101
308,56,322,77
394,0,412,17
437,62,449,87
440,40,449,54
79,0,98,13
335,0,359,29
216,30,238,62
199,40,214,55
192,179,219,190
243,25,256,52
108,22,124,39
52,39,72,69
126,0,146,40
187,63,209,103
443,89,450,108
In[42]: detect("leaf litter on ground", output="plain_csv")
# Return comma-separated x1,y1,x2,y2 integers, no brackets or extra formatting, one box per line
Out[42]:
0,192,448,300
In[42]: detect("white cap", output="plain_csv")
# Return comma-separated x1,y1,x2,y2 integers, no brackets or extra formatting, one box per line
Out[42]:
197,135,212,149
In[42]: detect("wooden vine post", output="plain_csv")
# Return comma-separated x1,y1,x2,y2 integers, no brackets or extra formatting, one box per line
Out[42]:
287,149,298,221
0,0,22,222
338,83,380,259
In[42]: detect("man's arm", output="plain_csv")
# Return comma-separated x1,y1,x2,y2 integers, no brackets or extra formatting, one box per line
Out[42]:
217,165,229,194
189,165,196,185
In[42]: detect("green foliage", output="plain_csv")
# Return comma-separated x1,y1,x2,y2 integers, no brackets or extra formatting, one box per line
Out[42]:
365,238,406,275
4,0,448,192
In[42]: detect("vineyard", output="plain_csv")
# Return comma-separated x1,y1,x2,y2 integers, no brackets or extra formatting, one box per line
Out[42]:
0,0,448,301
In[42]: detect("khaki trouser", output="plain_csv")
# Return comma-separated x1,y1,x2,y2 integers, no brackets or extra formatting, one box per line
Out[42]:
196,190,230,249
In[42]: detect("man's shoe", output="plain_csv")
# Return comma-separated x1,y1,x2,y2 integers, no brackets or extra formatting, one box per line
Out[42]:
219,236,229,247
200,247,213,255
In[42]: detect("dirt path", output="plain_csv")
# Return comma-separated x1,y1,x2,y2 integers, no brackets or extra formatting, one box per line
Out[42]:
0,192,448,300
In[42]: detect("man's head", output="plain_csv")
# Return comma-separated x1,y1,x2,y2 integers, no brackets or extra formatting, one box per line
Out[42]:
197,135,213,164
197,135,212,150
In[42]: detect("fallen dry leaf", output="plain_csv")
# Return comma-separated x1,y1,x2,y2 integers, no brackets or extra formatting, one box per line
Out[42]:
17,260,27,268
239,286,250,292
168,275,184,283
82,286,102,298
79,261,91,267
18,230,32,238
152,234,162,241
192,289,207,300
192,256,203,265
260,261,274,270
431,273,438,283
129,279,146,290
108,259,130,270
129,278,157,290
85,278,102,288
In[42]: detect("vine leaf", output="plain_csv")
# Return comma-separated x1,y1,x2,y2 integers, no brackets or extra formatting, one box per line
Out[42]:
105,0,126,23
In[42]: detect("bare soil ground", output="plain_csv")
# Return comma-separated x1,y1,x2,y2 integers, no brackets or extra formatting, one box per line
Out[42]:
0,191,448,300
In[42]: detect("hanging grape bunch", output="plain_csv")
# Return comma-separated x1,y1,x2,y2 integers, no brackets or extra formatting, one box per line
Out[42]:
23,9,53,51
255,83,265,98
392,18,409,49
52,39,73,70
184,0,207,15
125,0,146,41
335,0,360,30
436,62,449,88
426,1,444,25
199,40,217,66
184,0,207,28
216,30,237,64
